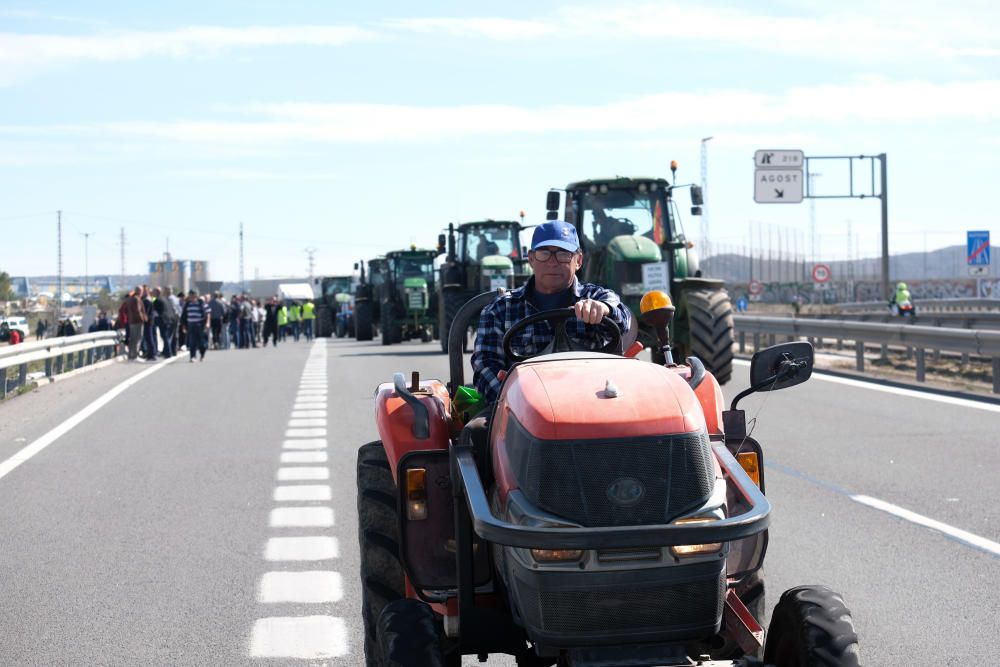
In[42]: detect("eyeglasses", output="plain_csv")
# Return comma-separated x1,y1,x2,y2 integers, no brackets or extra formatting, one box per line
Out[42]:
532,248,576,263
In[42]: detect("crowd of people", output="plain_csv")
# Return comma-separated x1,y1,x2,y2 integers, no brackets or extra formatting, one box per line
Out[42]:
115,286,317,363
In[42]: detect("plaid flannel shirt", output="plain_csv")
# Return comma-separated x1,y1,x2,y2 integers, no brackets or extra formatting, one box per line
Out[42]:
471,277,632,403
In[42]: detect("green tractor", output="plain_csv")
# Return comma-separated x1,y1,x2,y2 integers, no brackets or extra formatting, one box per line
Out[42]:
379,248,440,346
436,219,532,352
313,275,354,338
547,169,734,383
352,257,385,342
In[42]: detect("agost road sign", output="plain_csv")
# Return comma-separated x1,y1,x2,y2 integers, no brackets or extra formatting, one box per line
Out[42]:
754,149,804,203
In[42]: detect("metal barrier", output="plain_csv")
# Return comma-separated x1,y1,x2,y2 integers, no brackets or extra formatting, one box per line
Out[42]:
733,316,1000,394
837,298,1000,313
0,332,124,400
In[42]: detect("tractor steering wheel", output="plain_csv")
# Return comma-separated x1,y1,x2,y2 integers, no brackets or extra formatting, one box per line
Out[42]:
501,307,623,365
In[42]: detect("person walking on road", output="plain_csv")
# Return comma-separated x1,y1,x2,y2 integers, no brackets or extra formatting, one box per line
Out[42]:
155,287,178,358
180,290,210,362
263,296,280,347
141,286,157,361
277,302,288,342
302,300,315,341
209,292,226,350
123,287,147,361
288,300,301,341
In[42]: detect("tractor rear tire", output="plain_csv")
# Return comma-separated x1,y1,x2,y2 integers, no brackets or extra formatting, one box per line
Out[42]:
439,288,466,353
377,599,449,667
355,301,374,341
763,585,860,667
381,309,394,346
317,306,334,338
686,288,734,385
357,441,405,666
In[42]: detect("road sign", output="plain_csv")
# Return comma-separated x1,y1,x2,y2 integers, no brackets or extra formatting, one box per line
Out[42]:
811,263,831,283
754,150,804,168
969,265,990,277
748,279,764,296
967,230,990,266
754,169,803,203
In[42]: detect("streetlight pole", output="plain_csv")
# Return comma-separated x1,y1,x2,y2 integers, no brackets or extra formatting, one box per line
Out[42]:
81,231,93,305
700,136,713,257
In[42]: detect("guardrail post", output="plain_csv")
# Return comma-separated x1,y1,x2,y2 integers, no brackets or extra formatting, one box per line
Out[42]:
905,346,912,360
932,349,941,362
836,338,843,350
45,356,53,377
86,348,94,366
855,341,865,371
753,333,760,352
994,358,1000,394
915,348,926,383
880,343,889,361
961,353,970,366
739,331,745,353
18,363,26,390
77,351,84,368
0,368,6,399
768,334,776,347
56,354,63,375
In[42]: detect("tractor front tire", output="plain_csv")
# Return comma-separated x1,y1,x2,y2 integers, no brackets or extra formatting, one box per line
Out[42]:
355,301,374,341
685,288,734,385
763,585,860,667
357,441,405,666
439,288,466,353
377,599,450,667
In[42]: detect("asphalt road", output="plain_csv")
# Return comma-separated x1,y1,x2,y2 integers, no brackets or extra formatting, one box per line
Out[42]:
0,337,996,666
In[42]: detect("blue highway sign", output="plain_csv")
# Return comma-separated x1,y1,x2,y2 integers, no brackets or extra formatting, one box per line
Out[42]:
967,231,990,266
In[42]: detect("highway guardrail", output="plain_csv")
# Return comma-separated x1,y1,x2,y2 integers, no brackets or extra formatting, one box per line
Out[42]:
0,332,123,399
733,316,1000,393
837,298,1000,313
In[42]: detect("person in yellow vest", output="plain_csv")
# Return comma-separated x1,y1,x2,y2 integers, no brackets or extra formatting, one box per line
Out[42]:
277,302,289,342
302,300,316,340
288,300,301,341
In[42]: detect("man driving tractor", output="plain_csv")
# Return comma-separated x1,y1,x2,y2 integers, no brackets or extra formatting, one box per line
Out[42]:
472,220,632,403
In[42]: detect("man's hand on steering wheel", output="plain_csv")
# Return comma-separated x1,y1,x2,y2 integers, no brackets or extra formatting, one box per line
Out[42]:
574,298,610,325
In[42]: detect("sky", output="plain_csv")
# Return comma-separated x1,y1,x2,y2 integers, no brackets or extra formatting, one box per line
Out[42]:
2,0,999,282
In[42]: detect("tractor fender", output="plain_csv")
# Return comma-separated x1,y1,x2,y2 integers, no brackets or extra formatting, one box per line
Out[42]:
694,370,724,437
375,378,452,483
672,276,727,291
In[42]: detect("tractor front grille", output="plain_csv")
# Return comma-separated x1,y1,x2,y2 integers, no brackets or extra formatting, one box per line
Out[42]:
506,420,715,528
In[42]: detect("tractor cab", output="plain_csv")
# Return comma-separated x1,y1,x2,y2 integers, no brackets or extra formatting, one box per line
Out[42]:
313,274,353,337
352,257,385,341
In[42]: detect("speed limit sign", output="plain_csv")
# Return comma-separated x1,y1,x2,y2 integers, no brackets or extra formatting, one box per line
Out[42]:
748,279,764,295
811,264,831,283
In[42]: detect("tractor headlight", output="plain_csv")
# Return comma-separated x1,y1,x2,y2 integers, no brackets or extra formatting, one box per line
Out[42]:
670,517,722,557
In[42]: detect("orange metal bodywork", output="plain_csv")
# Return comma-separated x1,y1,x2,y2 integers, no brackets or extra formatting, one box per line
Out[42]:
374,378,452,482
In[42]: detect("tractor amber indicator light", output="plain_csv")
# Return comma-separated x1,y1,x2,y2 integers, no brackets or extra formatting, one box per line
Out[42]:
530,549,583,563
406,468,428,520
736,452,761,487
670,518,722,557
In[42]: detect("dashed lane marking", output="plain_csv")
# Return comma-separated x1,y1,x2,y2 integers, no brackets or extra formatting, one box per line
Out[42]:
269,507,335,528
287,418,327,428
282,439,327,450
249,616,348,659
276,466,329,481
273,485,332,502
290,411,327,418
280,451,328,464
264,536,339,561
285,428,327,438
258,571,343,603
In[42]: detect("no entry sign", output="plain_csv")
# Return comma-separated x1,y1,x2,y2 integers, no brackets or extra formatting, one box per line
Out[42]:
812,263,831,283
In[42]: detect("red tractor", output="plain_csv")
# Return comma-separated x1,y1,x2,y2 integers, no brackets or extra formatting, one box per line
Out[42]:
357,289,859,666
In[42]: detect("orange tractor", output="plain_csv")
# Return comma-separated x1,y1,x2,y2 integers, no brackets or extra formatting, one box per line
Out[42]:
357,289,859,666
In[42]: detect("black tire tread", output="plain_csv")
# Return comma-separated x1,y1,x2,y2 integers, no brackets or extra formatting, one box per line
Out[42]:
439,288,466,353
356,300,374,341
357,441,405,666
377,599,448,667
686,288,735,385
763,585,860,667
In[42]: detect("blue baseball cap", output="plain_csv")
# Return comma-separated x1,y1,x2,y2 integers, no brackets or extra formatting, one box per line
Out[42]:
531,221,580,252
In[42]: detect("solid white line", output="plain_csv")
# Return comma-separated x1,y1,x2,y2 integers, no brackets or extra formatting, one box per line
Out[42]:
734,358,1000,413
0,356,180,482
269,506,334,528
282,439,327,450
286,428,327,438
264,536,339,561
851,494,1000,557
288,418,327,427
258,571,343,603
274,485,331,501
277,466,329,481
281,451,328,464
249,616,347,658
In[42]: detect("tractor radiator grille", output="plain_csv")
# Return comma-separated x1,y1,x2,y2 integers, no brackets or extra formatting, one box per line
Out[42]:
507,421,715,527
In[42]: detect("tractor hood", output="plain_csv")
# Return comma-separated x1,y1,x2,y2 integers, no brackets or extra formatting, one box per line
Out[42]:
606,235,662,263
403,277,428,289
481,254,514,270
499,353,706,441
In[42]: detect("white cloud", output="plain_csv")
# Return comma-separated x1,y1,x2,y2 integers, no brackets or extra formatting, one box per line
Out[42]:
384,17,553,41
0,25,379,86
172,167,338,181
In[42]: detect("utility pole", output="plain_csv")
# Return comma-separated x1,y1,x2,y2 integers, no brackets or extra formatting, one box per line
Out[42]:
305,247,317,281
57,211,63,322
239,222,246,293
700,136,713,257
119,227,126,293
80,231,93,304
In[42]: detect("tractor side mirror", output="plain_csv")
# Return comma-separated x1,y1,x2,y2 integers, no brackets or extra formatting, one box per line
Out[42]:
545,189,561,214
353,262,359,270
437,234,446,253
690,206,702,216
749,342,814,391
690,185,704,206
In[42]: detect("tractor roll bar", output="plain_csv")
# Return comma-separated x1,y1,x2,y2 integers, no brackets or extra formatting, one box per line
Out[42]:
447,289,505,394
451,444,771,550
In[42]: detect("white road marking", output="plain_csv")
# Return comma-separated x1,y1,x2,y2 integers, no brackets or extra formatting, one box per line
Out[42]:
733,358,1000,413
299,382,327,387
287,418,327,428
249,616,348,658
291,410,327,418
282,439,327,450
277,466,329,481
258,571,343,603
296,390,327,397
281,451,328,464
264,536,339,561
286,428,327,438
293,402,327,409
0,356,180,482
851,494,1000,557
273,485,331,501
269,506,334,528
